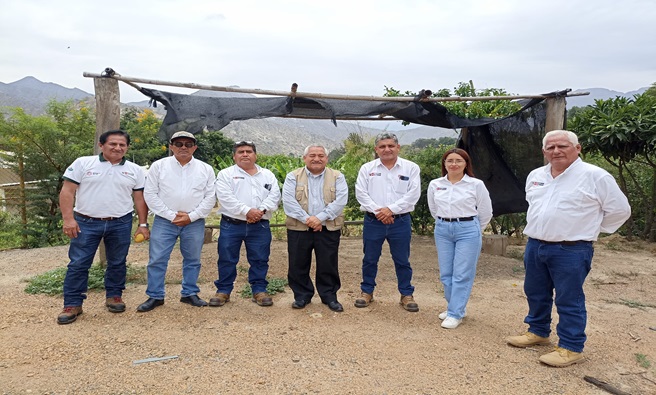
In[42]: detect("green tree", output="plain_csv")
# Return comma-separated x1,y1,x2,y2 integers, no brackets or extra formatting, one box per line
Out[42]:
120,107,167,165
570,92,656,240
384,80,522,120
194,131,234,168
0,101,95,247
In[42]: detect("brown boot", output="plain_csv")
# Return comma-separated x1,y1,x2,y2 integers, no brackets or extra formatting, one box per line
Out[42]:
57,306,83,325
400,295,419,312
252,292,273,306
539,347,585,367
209,293,230,307
506,332,551,348
106,297,126,313
354,292,373,308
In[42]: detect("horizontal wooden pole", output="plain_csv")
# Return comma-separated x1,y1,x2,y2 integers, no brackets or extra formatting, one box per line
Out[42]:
83,71,589,103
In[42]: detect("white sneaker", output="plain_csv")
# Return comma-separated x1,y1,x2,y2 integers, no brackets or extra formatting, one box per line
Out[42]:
441,316,462,329
439,310,467,320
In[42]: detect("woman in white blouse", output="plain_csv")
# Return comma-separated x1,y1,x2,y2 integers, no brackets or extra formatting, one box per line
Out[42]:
427,148,493,329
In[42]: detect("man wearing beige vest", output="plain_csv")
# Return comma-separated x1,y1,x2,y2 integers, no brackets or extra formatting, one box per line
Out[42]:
282,145,348,312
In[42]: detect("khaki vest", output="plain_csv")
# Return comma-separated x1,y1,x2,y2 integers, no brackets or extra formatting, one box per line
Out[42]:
285,167,345,231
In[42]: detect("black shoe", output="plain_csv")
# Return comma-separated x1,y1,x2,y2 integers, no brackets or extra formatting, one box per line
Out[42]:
136,298,164,312
292,299,311,309
180,295,208,307
326,301,344,312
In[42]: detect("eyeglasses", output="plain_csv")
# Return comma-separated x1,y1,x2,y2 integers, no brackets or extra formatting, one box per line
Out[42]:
234,141,254,146
172,141,195,148
445,159,466,165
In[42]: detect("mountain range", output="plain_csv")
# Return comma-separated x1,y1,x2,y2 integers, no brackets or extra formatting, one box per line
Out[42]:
0,76,649,155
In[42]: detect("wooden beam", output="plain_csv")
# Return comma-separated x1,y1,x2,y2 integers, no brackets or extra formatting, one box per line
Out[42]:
83,71,589,103
545,96,567,132
93,77,121,150
92,77,121,266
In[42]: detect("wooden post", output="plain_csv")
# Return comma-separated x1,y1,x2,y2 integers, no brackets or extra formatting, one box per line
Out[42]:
93,77,121,265
545,96,567,132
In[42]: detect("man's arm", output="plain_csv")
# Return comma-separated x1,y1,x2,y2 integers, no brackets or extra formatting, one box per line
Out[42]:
59,180,80,238
133,190,150,239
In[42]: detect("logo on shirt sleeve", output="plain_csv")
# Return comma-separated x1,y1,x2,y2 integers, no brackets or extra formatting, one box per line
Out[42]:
369,172,382,177
531,181,545,187
233,176,245,180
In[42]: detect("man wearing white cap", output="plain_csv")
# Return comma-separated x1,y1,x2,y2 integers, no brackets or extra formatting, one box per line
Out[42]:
137,131,216,312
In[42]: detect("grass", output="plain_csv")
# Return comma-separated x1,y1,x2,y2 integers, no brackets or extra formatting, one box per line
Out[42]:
238,276,288,298
635,353,651,369
24,263,147,296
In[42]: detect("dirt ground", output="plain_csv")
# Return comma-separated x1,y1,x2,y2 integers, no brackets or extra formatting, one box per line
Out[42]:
0,234,655,394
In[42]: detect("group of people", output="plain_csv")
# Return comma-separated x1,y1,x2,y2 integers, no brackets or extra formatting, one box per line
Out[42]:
57,128,630,368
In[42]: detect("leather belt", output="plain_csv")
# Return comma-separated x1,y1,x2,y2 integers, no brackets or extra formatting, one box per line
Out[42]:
222,215,268,225
534,239,591,246
438,216,474,222
74,212,117,221
366,212,409,220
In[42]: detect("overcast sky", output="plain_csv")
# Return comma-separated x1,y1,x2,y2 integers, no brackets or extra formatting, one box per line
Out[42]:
1,0,654,103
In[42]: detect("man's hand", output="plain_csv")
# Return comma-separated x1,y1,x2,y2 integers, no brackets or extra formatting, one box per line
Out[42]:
305,216,323,232
135,226,150,240
172,211,191,227
62,219,81,239
246,208,265,223
375,207,395,225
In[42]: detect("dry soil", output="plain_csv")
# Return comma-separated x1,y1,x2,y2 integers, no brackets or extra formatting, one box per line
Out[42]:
0,234,655,394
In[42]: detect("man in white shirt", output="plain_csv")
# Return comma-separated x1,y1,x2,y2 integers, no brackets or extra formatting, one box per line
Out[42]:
354,133,421,312
58,130,149,325
282,145,348,312
507,130,631,367
137,131,216,312
210,141,281,307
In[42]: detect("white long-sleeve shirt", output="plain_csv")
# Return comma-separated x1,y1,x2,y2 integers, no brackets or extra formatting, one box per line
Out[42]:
144,156,216,222
215,164,280,220
355,157,421,214
427,174,493,231
523,158,631,242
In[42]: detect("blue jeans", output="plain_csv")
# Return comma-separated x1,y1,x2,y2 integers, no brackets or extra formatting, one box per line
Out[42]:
215,219,271,294
146,215,206,299
63,212,133,307
361,214,414,295
523,238,594,353
434,218,482,319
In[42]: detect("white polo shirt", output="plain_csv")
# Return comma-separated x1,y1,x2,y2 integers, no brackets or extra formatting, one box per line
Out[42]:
215,164,281,220
427,174,493,231
144,156,216,222
355,157,421,214
63,154,146,218
523,158,631,242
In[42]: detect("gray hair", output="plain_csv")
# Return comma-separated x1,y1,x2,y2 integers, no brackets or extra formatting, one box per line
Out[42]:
543,130,579,149
303,144,329,157
374,132,399,146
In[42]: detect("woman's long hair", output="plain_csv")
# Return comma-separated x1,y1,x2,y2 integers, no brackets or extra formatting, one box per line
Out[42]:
441,148,475,177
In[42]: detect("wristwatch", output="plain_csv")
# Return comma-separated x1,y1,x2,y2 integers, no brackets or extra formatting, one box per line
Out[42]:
139,223,149,228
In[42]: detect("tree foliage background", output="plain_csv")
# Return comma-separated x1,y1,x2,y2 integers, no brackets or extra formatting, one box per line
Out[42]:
1,80,654,249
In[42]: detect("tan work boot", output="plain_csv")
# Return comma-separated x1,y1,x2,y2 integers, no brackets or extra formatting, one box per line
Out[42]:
106,297,126,313
354,292,373,308
208,293,230,307
57,306,83,325
506,332,551,348
539,347,585,367
400,295,419,312
252,292,273,306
